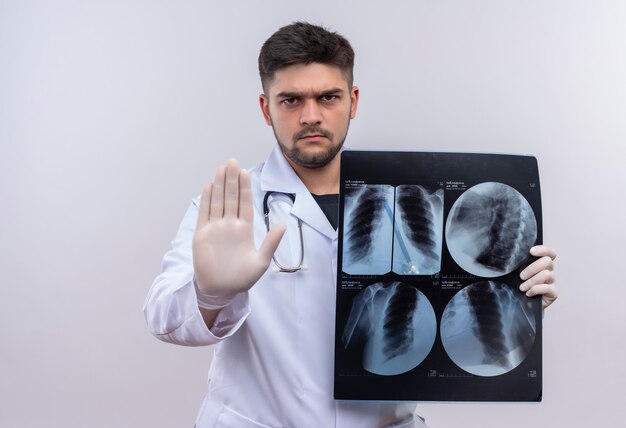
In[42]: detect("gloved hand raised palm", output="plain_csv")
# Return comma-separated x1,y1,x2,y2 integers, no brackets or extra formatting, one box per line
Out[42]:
192,159,286,297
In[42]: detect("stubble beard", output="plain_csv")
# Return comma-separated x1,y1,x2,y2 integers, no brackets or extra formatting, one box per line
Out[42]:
273,121,351,169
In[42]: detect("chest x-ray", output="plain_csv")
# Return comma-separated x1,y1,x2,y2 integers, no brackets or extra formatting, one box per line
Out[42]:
341,282,437,376
393,185,444,275
342,184,444,276
445,182,537,277
342,184,394,275
440,281,536,377
335,151,542,402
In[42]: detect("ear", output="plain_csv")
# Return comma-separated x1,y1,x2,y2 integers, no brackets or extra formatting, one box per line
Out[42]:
259,94,272,125
349,86,360,119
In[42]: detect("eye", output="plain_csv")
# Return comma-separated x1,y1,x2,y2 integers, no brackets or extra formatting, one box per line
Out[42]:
282,97,299,106
320,94,338,102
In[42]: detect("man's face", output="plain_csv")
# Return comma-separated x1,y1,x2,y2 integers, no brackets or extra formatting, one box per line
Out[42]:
260,63,359,169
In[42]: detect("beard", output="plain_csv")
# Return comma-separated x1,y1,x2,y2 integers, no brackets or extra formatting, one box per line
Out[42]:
274,122,350,169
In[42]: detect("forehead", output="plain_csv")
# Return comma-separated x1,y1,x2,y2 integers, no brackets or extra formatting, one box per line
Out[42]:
265,63,350,96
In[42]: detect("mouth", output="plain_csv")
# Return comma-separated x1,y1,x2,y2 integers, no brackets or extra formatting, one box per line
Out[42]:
294,126,333,143
298,134,326,141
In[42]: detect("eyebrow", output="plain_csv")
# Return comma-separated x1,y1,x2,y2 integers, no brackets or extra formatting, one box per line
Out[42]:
275,88,345,99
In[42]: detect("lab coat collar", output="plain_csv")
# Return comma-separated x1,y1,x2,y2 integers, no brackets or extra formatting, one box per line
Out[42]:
260,145,337,240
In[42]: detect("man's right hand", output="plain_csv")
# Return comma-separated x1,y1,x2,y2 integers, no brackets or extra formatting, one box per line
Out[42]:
192,159,286,302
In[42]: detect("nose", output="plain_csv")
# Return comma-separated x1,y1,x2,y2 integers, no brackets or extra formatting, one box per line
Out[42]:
299,99,322,125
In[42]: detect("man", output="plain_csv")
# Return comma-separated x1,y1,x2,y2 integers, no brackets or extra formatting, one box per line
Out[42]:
144,22,558,427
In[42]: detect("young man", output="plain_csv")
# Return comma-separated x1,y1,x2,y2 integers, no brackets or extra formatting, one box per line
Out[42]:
144,22,558,427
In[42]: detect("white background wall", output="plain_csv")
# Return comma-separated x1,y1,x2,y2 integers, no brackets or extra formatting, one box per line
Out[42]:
1,1,624,427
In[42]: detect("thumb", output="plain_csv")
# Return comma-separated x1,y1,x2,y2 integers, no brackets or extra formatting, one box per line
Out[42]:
258,223,287,262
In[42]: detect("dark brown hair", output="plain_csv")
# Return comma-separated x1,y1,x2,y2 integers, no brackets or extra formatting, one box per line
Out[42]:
258,22,355,91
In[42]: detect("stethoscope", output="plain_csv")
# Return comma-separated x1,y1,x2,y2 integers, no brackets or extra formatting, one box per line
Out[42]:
263,191,305,273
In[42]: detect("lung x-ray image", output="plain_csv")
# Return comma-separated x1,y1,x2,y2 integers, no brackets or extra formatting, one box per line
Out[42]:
342,282,437,376
445,182,537,277
342,184,444,276
440,281,536,377
393,185,444,275
342,184,394,275
335,151,542,402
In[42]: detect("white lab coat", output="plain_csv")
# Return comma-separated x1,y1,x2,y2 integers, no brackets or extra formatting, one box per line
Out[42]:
144,146,426,428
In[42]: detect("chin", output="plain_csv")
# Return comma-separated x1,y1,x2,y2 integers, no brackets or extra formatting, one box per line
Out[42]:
279,138,343,169
295,152,340,169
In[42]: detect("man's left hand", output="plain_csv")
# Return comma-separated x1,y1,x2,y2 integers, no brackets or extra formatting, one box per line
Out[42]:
519,245,558,310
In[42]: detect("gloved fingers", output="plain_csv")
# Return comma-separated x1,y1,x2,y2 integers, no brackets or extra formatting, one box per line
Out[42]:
223,159,240,219
524,282,556,297
258,223,287,262
209,164,226,221
238,169,253,222
520,255,554,280
520,268,555,293
520,246,558,310
197,182,213,229
524,283,558,309
529,245,557,260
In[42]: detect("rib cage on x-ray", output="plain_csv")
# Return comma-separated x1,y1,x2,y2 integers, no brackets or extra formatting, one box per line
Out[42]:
445,182,537,277
393,185,444,275
342,185,394,275
342,282,436,376
440,281,536,377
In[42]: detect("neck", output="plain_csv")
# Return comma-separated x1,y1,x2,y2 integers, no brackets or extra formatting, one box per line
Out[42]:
287,154,341,195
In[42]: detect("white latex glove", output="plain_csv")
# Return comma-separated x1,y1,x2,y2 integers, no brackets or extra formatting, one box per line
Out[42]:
192,159,286,308
519,245,558,310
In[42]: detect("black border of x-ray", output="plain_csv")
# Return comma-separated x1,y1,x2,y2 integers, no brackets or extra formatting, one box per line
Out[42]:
334,150,543,402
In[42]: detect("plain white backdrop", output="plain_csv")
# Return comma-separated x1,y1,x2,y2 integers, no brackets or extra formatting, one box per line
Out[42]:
1,1,625,427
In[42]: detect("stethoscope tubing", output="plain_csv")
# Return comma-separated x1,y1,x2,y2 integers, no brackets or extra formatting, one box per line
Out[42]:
263,191,305,273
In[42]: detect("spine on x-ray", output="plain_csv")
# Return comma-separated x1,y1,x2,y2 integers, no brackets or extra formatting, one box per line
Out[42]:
474,190,528,272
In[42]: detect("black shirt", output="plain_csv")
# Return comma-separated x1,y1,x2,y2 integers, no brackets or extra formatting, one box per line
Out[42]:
311,193,339,230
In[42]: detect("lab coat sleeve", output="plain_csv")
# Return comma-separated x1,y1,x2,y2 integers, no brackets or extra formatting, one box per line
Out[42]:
143,199,250,346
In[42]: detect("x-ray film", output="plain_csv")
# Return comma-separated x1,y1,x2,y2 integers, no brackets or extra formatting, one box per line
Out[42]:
342,282,437,376
335,151,543,402
445,182,537,277
393,185,444,275
440,281,536,377
342,184,394,275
